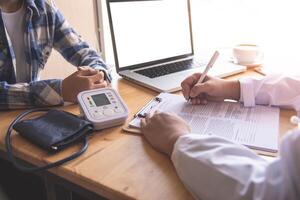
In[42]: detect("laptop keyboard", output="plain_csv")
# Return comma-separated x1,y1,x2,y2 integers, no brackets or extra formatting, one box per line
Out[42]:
135,59,197,78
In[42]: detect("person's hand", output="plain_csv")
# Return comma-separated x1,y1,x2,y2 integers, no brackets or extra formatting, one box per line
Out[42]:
181,73,241,105
141,112,191,156
62,67,108,102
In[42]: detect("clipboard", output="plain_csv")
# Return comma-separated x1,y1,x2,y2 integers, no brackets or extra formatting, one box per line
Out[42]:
123,96,163,134
123,92,279,156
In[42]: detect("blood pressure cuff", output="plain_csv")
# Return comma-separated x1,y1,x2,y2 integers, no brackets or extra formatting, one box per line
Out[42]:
5,109,94,172
13,109,93,151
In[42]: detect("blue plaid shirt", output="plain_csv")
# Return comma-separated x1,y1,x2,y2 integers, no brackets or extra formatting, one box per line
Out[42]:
0,0,111,110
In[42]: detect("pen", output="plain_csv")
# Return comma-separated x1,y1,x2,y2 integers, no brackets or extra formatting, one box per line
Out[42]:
188,51,220,100
198,51,219,83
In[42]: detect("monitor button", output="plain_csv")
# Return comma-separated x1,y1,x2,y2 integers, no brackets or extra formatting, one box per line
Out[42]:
114,107,123,113
93,111,103,118
103,109,114,116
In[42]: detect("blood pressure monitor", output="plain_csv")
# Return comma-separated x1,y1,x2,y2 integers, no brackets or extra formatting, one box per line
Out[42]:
77,88,129,130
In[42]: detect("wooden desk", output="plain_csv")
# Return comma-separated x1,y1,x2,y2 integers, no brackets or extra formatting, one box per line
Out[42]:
0,70,297,200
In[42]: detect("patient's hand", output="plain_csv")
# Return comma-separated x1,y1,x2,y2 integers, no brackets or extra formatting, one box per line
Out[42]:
141,111,190,156
181,73,241,105
62,67,108,102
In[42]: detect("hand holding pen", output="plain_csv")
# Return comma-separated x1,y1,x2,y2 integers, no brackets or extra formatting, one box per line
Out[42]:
181,51,241,104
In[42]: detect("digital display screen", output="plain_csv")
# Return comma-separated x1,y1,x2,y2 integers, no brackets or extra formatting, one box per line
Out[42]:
91,94,111,107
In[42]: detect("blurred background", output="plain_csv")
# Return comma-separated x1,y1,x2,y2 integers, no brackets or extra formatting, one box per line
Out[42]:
41,0,300,79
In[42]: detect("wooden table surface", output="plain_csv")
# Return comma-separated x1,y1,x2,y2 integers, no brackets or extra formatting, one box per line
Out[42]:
0,70,297,200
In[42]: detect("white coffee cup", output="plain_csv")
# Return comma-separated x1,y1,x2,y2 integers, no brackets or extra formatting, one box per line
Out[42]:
233,44,263,66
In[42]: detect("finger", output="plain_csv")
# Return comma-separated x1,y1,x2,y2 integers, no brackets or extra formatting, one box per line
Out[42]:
181,73,201,100
78,68,98,76
78,66,97,71
143,114,150,123
199,94,208,105
89,71,105,84
181,73,201,99
200,99,208,105
181,81,191,100
89,72,105,83
191,98,198,105
78,66,98,71
149,110,159,118
140,118,147,128
91,81,108,89
95,71,105,83
145,111,156,121
190,82,210,98
194,95,207,105
191,97,202,105
77,66,85,71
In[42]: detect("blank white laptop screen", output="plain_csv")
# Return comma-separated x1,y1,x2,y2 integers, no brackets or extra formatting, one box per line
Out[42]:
109,0,192,68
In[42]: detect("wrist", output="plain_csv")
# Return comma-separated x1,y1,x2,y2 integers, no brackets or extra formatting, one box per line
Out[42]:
225,80,240,101
167,132,187,156
93,66,112,83
61,79,72,102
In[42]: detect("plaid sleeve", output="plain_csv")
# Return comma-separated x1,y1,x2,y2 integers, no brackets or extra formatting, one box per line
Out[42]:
52,6,112,82
0,79,64,110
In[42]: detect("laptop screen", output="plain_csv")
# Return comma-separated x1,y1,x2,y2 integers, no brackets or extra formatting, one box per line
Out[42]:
108,0,193,70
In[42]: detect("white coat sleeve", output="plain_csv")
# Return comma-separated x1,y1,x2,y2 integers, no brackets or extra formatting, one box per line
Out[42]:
239,74,300,113
171,131,300,200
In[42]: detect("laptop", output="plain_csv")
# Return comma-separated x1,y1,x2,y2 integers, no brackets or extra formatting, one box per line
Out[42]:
107,0,246,92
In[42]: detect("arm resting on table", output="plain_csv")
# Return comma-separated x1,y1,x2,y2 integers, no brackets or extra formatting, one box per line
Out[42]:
0,79,63,110
172,131,300,200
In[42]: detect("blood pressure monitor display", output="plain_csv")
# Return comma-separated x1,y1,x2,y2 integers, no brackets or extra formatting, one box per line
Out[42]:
91,94,110,107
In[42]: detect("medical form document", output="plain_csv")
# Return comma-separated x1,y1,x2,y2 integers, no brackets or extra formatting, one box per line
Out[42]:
128,93,280,153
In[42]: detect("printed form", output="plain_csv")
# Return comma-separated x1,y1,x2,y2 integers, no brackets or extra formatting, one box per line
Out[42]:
130,93,280,152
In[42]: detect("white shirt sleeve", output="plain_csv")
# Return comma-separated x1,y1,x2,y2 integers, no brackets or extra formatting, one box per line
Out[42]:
172,131,300,200
239,74,300,113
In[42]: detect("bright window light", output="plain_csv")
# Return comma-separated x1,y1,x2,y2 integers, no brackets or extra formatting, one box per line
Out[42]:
102,0,300,74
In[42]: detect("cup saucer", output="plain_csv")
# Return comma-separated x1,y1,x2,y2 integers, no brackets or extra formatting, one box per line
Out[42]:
237,61,263,67
230,57,263,67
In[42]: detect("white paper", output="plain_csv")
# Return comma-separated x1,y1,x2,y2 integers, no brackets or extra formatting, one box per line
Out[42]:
130,93,280,152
